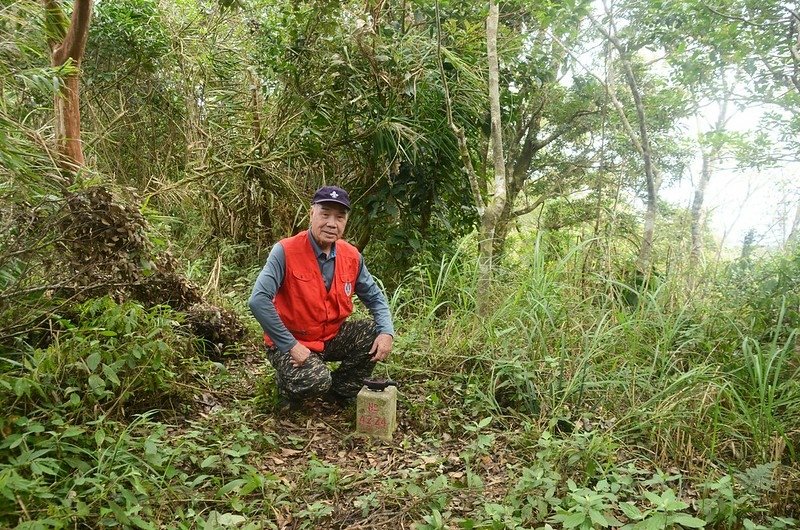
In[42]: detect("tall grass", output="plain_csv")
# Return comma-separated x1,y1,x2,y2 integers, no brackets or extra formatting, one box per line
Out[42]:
392,234,799,471
722,302,800,461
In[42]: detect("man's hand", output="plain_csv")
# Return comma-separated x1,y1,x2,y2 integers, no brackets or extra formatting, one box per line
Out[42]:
288,342,311,367
370,333,394,362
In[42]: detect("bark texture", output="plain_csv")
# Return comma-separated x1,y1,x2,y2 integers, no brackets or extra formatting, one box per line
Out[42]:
477,0,508,314
44,0,92,174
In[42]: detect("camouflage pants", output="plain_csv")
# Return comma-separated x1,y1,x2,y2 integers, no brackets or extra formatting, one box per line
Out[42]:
266,320,378,401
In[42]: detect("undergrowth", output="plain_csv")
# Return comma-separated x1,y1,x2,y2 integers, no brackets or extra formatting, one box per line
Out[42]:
1,239,799,528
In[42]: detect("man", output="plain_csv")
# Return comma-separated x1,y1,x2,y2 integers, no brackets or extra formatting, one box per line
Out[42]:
249,185,394,410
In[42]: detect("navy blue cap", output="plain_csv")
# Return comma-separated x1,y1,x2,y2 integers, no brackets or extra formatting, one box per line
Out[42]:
312,185,351,209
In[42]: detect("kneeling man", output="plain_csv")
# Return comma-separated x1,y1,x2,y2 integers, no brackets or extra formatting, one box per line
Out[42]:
249,186,394,409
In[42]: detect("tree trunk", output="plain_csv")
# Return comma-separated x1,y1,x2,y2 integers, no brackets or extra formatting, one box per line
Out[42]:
44,0,92,176
593,14,660,275
689,153,712,267
53,74,84,172
689,92,728,274
639,196,656,272
477,0,508,314
625,64,658,274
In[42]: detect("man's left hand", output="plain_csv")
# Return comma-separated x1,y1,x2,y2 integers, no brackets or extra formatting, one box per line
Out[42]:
370,333,394,362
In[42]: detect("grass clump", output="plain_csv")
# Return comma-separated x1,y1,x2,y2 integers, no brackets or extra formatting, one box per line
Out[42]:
387,236,800,526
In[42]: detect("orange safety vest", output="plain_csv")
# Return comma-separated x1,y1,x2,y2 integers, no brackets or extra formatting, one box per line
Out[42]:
264,231,360,352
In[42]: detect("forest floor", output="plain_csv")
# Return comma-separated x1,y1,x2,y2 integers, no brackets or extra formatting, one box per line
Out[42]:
189,347,520,529
161,341,785,530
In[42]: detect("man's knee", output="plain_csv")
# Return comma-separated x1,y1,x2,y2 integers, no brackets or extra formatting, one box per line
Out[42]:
284,358,332,399
295,371,332,397
327,320,378,357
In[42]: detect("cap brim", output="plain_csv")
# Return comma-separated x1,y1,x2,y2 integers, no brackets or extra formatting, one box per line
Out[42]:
313,199,351,210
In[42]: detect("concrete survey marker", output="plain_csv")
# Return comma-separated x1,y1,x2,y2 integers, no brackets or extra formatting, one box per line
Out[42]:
355,380,397,441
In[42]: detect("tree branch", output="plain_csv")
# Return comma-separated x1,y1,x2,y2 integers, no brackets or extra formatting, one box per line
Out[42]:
591,12,661,191
534,110,594,151
511,194,547,218
548,27,645,157
702,3,787,29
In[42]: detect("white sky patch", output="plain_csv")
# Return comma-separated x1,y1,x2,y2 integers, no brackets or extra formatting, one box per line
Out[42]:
662,102,799,250
662,165,799,249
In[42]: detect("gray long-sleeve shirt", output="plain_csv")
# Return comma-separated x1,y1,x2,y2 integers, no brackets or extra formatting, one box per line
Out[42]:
248,230,394,352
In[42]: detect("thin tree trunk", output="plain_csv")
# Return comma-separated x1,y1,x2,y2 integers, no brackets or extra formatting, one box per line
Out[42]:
689,154,712,266
639,196,656,272
53,74,84,172
44,0,92,176
477,0,507,314
690,91,729,274
436,0,509,314
622,63,658,274
593,11,660,275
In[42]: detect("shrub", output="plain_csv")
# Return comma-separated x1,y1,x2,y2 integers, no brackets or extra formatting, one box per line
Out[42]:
0,296,190,421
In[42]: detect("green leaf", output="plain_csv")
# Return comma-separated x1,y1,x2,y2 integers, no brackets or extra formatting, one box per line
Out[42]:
589,509,610,527
477,416,492,429
665,499,689,511
27,423,44,434
477,434,494,447
108,500,131,524
218,478,247,497
239,473,263,496
13,378,31,398
562,512,588,528
406,483,424,497
644,514,667,530
643,491,662,506
61,426,85,438
201,455,220,469
189,474,212,487
144,439,157,455
620,502,643,520
88,374,105,394
672,514,707,528
130,514,156,529
86,352,102,372
102,363,121,386
15,518,63,529
63,457,91,473
216,513,247,526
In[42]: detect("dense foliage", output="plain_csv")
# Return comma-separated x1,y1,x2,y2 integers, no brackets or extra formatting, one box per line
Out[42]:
1,0,798,528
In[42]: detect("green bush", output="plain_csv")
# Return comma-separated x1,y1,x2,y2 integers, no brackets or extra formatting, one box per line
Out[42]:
0,413,174,529
0,296,190,420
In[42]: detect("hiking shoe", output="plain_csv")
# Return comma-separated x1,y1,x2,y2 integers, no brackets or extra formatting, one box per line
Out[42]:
322,389,355,408
275,394,302,413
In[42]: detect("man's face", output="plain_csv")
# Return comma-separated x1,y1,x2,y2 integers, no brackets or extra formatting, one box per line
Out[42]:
310,203,348,249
